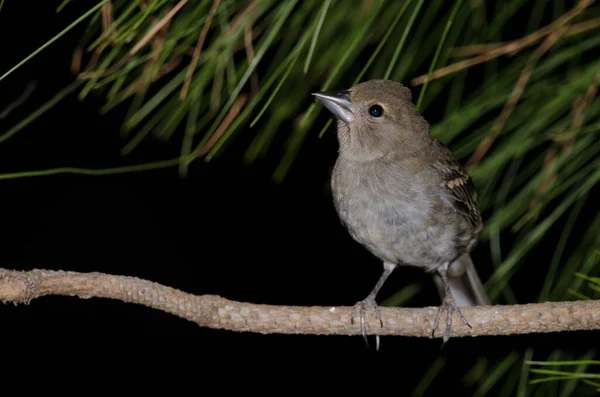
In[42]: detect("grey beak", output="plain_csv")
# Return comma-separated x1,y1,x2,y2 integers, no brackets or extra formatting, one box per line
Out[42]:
312,90,355,124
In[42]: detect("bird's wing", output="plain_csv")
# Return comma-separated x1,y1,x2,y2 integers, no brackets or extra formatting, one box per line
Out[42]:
430,145,482,231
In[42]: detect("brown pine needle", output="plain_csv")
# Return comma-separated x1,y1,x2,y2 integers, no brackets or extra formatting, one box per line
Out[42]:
142,19,172,82
198,93,248,157
120,57,183,100
71,46,83,74
566,16,600,35
412,0,596,86
77,56,129,79
130,0,188,56
80,2,178,81
529,71,600,220
180,0,220,100
83,49,103,76
465,0,596,167
572,71,600,129
101,1,114,32
450,43,505,58
450,17,600,58
226,1,257,34
210,68,225,112
466,28,567,167
244,24,259,98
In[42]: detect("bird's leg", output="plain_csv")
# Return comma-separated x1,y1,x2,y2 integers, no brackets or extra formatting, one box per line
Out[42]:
432,267,472,345
351,262,395,349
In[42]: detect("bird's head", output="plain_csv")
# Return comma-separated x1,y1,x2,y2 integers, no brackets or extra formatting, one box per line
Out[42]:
313,79,430,161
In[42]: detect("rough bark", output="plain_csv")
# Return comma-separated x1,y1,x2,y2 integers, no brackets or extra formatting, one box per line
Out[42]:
1,268,598,337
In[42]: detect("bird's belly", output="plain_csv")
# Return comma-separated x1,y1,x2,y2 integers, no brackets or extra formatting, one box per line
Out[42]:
335,189,454,271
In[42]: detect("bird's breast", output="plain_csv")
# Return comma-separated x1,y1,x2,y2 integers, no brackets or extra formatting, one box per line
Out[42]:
331,158,457,269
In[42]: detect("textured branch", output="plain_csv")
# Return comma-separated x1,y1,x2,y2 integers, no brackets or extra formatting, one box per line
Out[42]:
1,268,599,337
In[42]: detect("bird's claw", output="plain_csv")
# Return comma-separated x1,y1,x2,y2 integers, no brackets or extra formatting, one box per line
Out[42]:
351,296,383,349
431,294,471,346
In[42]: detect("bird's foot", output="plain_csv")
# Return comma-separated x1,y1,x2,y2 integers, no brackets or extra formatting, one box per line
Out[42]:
351,295,383,350
431,294,472,346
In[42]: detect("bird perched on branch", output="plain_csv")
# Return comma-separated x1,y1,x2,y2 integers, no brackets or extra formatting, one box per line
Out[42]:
313,79,489,347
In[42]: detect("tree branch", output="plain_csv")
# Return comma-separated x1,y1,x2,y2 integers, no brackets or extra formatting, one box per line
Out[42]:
1,268,598,337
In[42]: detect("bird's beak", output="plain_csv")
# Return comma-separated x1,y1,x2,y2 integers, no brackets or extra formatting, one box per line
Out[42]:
312,90,355,124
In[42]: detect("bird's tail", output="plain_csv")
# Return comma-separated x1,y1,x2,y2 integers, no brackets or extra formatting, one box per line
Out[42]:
434,254,490,307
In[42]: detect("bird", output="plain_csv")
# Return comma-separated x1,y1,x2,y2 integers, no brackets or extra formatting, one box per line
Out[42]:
312,79,490,347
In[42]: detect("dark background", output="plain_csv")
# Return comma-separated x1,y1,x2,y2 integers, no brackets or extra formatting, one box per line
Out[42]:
0,1,597,391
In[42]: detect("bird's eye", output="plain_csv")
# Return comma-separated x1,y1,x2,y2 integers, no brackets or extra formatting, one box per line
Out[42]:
369,104,383,117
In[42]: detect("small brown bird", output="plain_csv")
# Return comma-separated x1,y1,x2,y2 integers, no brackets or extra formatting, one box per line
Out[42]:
313,79,489,346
